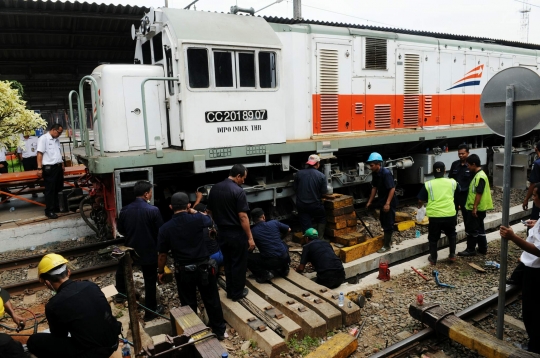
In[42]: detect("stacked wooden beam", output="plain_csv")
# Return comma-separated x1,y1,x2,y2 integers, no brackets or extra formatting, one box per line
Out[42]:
322,194,364,247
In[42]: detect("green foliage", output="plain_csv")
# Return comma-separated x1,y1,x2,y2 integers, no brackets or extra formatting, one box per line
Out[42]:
8,81,24,98
286,334,320,356
249,339,257,349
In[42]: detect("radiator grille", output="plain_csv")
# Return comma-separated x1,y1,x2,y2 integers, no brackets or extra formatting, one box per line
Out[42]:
374,104,391,129
318,49,339,132
403,54,420,128
365,38,387,70
424,95,432,117
355,102,363,114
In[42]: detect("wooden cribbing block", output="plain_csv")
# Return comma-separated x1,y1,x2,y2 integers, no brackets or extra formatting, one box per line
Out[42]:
409,303,539,358
347,218,357,227
285,270,360,326
240,287,302,340
170,306,208,337
332,232,365,247
271,277,342,331
395,220,415,231
327,220,348,230
292,232,308,244
339,235,383,263
395,211,413,222
219,290,287,358
323,195,354,210
245,277,327,338
325,226,355,238
194,337,229,358
326,212,356,223
305,332,358,358
326,205,354,217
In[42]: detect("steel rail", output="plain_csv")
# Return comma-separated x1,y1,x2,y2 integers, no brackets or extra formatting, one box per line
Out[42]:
0,238,123,272
370,284,520,358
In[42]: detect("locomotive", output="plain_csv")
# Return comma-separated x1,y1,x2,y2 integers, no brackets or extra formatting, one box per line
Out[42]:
69,7,539,238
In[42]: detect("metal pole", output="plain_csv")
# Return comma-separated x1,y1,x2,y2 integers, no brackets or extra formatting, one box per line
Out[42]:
496,85,514,339
68,90,79,148
293,0,301,19
78,76,104,157
123,252,142,354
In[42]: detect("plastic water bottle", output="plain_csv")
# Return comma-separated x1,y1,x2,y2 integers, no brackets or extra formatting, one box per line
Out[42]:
121,339,131,357
415,230,421,238
9,207,15,212
485,261,500,269
338,292,344,307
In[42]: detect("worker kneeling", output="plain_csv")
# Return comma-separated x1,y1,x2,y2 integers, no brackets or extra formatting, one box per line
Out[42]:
27,254,121,358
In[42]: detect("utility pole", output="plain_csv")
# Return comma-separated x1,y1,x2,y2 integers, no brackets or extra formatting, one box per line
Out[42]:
293,0,302,19
519,2,531,43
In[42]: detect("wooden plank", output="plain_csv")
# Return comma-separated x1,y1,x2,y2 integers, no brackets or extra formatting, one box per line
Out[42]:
292,232,308,244
326,212,356,223
326,205,354,217
395,211,413,222
170,306,208,337
219,290,288,358
327,220,348,230
245,277,327,338
305,333,358,358
241,287,303,340
325,226,355,238
468,263,486,273
395,220,415,232
346,219,357,227
332,232,365,247
285,270,361,326
323,195,354,210
339,235,384,263
409,304,539,358
504,314,526,332
194,337,229,358
271,277,342,331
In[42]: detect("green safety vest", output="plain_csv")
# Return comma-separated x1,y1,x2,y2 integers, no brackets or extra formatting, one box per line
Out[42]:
466,169,493,211
425,178,457,218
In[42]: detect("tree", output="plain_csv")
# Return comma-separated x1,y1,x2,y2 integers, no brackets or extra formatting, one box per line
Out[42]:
0,80,47,149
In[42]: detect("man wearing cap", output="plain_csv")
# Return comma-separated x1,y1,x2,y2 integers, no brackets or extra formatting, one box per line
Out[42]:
157,192,226,340
0,287,26,358
296,228,345,289
293,154,328,239
207,164,255,301
366,152,397,253
448,144,472,220
417,162,459,265
247,208,291,283
458,154,493,256
27,254,121,357
115,180,164,321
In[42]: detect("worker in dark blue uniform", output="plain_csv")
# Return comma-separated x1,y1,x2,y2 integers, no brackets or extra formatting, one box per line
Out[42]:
448,144,472,220
247,208,291,283
366,152,397,253
157,192,226,340
293,154,328,239
28,254,120,358
207,164,255,302
194,203,223,266
296,228,345,289
115,181,164,321
0,287,26,358
523,141,540,221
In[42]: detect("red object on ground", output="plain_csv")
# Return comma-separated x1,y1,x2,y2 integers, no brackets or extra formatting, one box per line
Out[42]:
416,293,424,305
377,259,390,281
411,266,431,281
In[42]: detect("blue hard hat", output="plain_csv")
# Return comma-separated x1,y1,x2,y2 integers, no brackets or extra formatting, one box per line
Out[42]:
366,152,383,163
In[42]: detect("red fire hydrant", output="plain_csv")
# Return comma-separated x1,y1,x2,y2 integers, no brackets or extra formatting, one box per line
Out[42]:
377,259,391,281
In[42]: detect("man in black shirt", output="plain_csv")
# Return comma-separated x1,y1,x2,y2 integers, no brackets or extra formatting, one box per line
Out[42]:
194,203,223,266
115,181,164,321
28,254,120,358
248,208,291,283
157,192,226,340
296,228,345,289
0,287,26,358
207,164,255,301
293,154,328,239
448,144,472,220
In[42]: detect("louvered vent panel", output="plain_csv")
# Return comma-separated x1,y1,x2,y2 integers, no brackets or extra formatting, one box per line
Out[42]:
365,38,387,70
319,49,339,132
403,54,420,128
424,95,432,117
355,103,363,114
374,104,391,129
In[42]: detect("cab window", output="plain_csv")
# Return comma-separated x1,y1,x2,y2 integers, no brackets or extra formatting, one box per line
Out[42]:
187,48,209,88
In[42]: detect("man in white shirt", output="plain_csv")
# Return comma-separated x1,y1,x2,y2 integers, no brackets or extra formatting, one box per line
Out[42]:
36,124,64,219
500,182,540,354
18,133,39,198
0,145,8,174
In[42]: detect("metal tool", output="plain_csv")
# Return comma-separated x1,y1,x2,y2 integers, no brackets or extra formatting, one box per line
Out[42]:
355,210,374,238
432,270,455,288
411,266,430,281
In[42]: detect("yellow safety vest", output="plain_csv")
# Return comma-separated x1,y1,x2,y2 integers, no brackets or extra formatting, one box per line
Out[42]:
466,170,493,211
425,178,457,218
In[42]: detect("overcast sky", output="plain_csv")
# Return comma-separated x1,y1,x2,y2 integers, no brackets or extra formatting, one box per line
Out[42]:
109,0,540,45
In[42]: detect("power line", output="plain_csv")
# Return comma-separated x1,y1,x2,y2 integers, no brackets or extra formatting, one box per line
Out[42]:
301,3,394,26
515,0,540,8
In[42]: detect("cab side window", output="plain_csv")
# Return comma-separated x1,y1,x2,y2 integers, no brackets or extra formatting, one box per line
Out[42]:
187,48,210,88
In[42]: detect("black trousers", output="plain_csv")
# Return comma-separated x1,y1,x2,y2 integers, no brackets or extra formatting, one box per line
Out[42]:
316,269,345,289
42,164,64,214
454,191,468,220
464,210,487,252
427,217,457,261
115,260,158,311
27,333,115,358
0,161,7,174
218,229,248,300
174,268,226,336
522,265,540,354
0,333,25,358
247,253,289,278
531,204,540,221
22,156,38,171
296,201,326,232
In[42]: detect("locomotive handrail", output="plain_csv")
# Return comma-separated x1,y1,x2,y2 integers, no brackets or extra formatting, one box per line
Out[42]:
78,76,105,157
68,90,80,148
141,77,178,154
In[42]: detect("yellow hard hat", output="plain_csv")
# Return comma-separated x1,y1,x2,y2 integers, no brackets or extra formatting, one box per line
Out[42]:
38,253,69,277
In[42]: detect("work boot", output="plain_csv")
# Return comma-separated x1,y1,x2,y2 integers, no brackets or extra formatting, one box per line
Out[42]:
316,222,326,240
255,270,274,284
457,249,476,257
377,232,393,253
448,236,457,262
428,242,438,264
